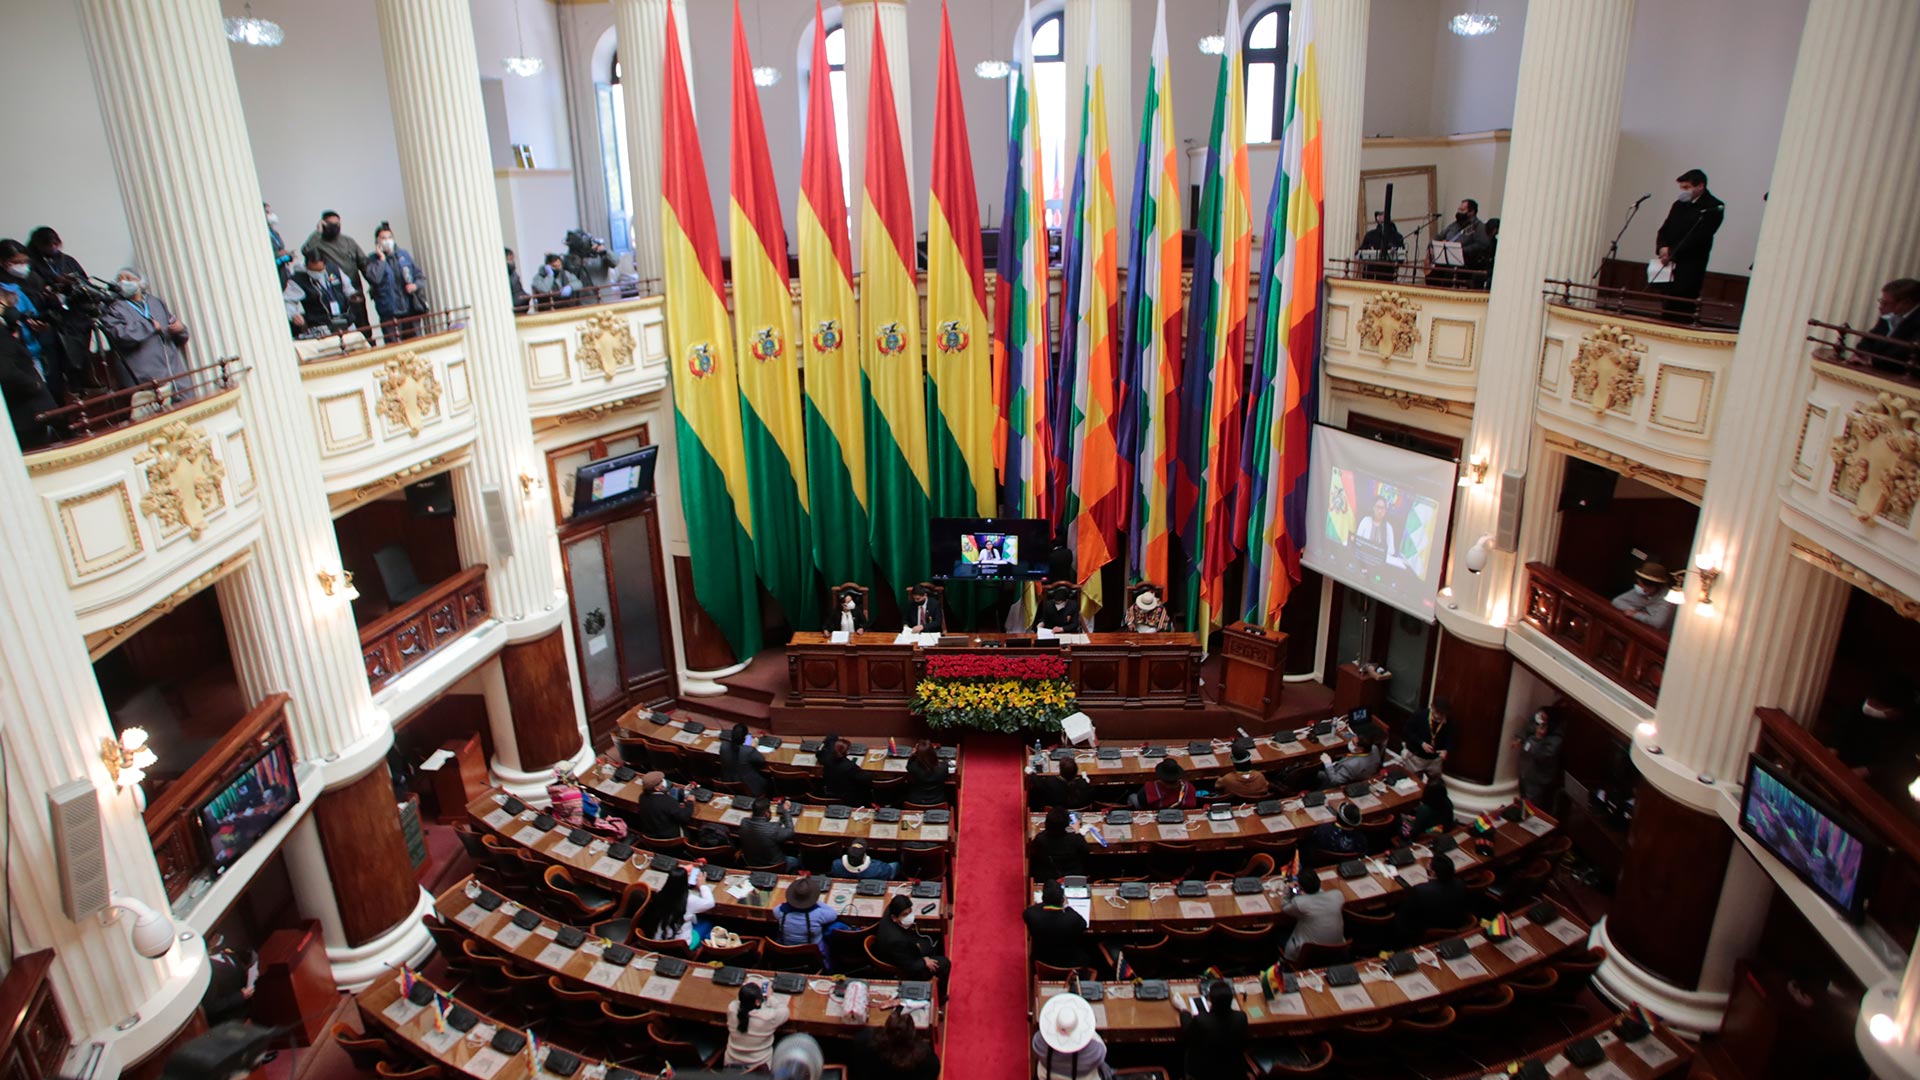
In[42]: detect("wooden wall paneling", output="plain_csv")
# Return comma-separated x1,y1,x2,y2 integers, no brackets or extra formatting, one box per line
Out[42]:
499,626,585,768
334,496,462,620
1606,780,1735,990
1430,627,1513,785
672,555,740,672
311,765,419,947
0,952,69,1080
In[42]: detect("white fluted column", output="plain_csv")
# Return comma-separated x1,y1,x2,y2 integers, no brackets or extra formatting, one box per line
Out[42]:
1317,0,1370,258
1436,0,1635,647
375,0,591,784
1858,933,1920,1079
77,0,386,772
1645,0,1920,796
611,0,690,285
1066,0,1134,247
843,0,913,251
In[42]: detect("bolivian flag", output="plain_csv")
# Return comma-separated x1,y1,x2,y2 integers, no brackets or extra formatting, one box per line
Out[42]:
729,2,818,629
859,18,930,605
660,5,760,661
798,0,871,592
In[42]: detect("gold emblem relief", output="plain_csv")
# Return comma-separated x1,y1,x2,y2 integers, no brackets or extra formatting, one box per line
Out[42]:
375,351,443,435
1355,291,1422,361
577,311,636,381
1829,391,1919,527
134,421,227,539
1569,325,1647,417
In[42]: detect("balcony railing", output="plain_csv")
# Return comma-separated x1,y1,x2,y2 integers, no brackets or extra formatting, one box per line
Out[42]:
1544,279,1742,332
1521,562,1667,706
1326,257,1490,291
33,357,247,447
294,306,471,364
517,279,661,316
144,691,292,901
360,564,491,694
1808,318,1919,388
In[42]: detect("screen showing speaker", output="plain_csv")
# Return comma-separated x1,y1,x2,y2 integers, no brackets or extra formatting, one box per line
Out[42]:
571,446,658,520
197,739,300,875
1301,424,1458,621
930,517,1051,580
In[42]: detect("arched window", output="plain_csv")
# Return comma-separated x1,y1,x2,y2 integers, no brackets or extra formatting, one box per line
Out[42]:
597,45,633,252
797,15,853,204
1243,4,1290,144
1023,10,1068,229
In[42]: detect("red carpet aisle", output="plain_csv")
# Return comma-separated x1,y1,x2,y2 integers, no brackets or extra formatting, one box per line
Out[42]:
942,734,1029,1078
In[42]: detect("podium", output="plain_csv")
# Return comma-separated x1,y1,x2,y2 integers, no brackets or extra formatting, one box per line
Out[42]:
424,734,488,823
1333,661,1392,717
1218,622,1288,723
253,920,335,1046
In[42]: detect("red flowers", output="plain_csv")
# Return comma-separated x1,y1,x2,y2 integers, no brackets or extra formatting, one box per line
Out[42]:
923,652,1068,680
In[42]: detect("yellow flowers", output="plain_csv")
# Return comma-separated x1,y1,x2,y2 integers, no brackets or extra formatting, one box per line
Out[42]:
911,676,1077,734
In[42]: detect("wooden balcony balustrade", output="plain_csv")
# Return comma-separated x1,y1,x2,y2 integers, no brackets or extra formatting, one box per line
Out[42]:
1521,562,1668,706
143,692,292,901
358,564,491,693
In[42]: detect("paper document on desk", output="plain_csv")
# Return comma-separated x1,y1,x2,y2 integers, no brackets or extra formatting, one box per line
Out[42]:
1059,634,1091,645
1066,896,1092,923
894,630,915,644
830,630,850,644
1647,257,1674,284
1036,627,1058,640
418,749,453,771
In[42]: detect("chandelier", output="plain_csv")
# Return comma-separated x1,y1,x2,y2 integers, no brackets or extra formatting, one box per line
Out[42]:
1449,13,1500,36
224,3,284,48
753,66,782,87
503,0,545,78
974,59,1012,80
1198,34,1226,55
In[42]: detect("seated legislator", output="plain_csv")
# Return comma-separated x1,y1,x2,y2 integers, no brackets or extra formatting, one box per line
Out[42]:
1030,757,1093,811
1611,560,1677,632
724,983,791,1072
1124,587,1172,633
849,1010,942,1080
1404,776,1455,838
1023,881,1090,970
547,773,626,839
639,863,716,949
904,583,944,633
904,741,949,805
831,841,899,881
1293,730,1383,792
771,876,841,952
1281,872,1347,962
1217,748,1272,801
1395,851,1470,945
718,722,773,797
1030,807,1090,880
736,797,798,871
1135,758,1200,810
1174,978,1250,1080
1306,802,1372,860
1033,581,1086,634
820,736,874,804
1034,993,1111,1080
635,770,693,841
873,894,950,979
1859,278,1920,371
830,586,869,634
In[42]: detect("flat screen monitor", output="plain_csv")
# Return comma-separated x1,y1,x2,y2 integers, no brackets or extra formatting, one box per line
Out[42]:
197,739,299,876
1300,424,1459,621
1739,754,1875,920
571,446,658,519
930,517,1051,581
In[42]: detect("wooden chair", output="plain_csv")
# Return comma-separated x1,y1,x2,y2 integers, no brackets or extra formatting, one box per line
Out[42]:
1343,907,1398,950
901,843,950,881
1214,922,1277,973
590,881,653,945
451,823,495,866
1418,915,1478,945
546,976,604,1042
1391,1004,1457,1037
332,1025,396,1073
611,730,651,769
903,799,950,813
682,839,735,862
458,943,514,1007
1145,842,1195,882
632,932,695,961
1157,924,1213,970
1453,982,1515,1024
1246,1038,1335,1078
700,936,762,968
542,865,618,920
825,926,874,975
374,1063,442,1080
759,939,826,973
646,1018,722,1070
863,936,907,977
796,837,844,874
1483,857,1554,911
1549,948,1605,1002
1099,936,1170,979
1035,959,1098,982
1536,833,1574,863
1210,852,1277,882
1289,939,1352,969
598,1000,661,1066
424,921,474,980
503,965,549,1019
1507,965,1560,1002
869,775,908,803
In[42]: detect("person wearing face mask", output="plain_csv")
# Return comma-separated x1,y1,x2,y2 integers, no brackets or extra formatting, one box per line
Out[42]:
1513,709,1565,810
0,239,64,406
100,269,192,397
364,222,428,342
505,248,529,314
872,894,949,980
0,287,57,450
1429,198,1493,288
1652,169,1724,315
301,211,370,331
531,252,583,309
284,251,354,337
264,203,293,286
1857,278,1920,373
831,587,868,634
24,229,93,393
1610,560,1676,632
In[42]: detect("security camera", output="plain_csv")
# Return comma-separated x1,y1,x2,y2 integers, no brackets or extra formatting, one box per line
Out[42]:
1464,535,1493,575
105,893,177,959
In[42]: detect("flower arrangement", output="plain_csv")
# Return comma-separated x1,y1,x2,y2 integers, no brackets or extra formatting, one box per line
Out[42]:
911,671,1076,734
923,652,1068,680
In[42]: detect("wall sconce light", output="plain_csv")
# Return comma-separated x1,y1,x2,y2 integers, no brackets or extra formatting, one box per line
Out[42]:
1691,550,1723,612
315,569,360,602
1664,571,1687,605
1868,1012,1900,1045
519,472,545,499
101,728,158,790
1908,775,1920,803
1456,453,1489,488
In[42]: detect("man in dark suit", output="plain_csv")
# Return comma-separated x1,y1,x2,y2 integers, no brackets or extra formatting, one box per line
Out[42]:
1022,881,1089,969
874,895,950,978
1858,278,1920,373
906,585,944,633
1653,168,1725,311
1034,582,1085,634
635,770,693,841
1395,851,1471,945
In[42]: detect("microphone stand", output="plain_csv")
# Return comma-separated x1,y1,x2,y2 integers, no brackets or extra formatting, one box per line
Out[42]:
1593,194,1652,283
1403,213,1443,278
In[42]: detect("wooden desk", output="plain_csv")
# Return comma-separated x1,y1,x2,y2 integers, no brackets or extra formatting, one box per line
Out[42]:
359,973,639,1080
433,882,937,1036
1035,900,1592,1040
578,762,955,849
618,711,963,782
1440,1013,1693,1079
1026,725,1355,786
1026,776,1427,855
1036,814,1560,931
465,793,950,929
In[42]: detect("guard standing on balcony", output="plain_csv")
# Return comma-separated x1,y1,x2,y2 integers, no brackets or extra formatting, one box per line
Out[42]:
1652,169,1724,309
101,269,191,399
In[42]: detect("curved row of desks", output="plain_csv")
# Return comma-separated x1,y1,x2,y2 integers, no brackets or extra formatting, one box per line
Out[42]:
618,710,962,781
1024,723,1360,786
578,761,955,847
360,973,652,1080
1442,1012,1693,1079
1026,774,1428,854
466,791,952,929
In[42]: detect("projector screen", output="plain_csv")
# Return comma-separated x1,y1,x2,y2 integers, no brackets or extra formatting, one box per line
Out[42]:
1301,425,1458,621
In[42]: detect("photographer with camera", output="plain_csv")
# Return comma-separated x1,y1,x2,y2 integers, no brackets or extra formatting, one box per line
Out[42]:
1,239,66,405
22,229,100,396
531,252,582,310
101,269,192,399
0,286,56,450
365,222,428,342
562,228,616,288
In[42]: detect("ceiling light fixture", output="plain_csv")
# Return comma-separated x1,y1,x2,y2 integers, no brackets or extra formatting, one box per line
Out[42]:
503,0,545,78
101,729,158,791
1198,34,1227,55
1449,13,1500,37
753,66,782,87
975,59,1012,80
224,3,284,48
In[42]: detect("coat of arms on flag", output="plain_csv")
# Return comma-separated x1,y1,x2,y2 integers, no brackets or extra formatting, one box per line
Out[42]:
811,319,843,353
686,342,716,378
935,320,971,353
749,326,783,362
875,321,908,355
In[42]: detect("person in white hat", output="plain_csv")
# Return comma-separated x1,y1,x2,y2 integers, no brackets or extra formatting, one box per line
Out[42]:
1124,588,1171,633
1032,992,1111,1080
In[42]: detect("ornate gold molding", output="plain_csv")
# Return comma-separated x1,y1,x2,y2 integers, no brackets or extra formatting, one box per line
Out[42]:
535,389,663,432
1789,541,1920,623
1569,325,1648,417
84,550,253,660
135,421,228,540
1329,278,1492,306
576,310,637,381
1326,376,1465,417
1544,301,1739,348
513,296,660,330
327,452,465,518
298,328,462,380
1828,391,1919,527
1811,355,1920,399
375,352,444,435
23,388,242,475
1540,432,1705,503
1356,291,1422,361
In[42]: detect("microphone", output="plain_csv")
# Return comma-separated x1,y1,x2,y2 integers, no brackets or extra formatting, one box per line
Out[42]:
1632,193,1652,206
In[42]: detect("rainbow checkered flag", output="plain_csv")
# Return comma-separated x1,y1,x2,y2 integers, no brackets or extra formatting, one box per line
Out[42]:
1521,797,1546,819
1112,947,1132,982
1283,849,1301,879
1257,960,1287,999
431,993,447,1033
1471,812,1497,835
1484,914,1513,940
526,1028,540,1065
399,964,415,998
